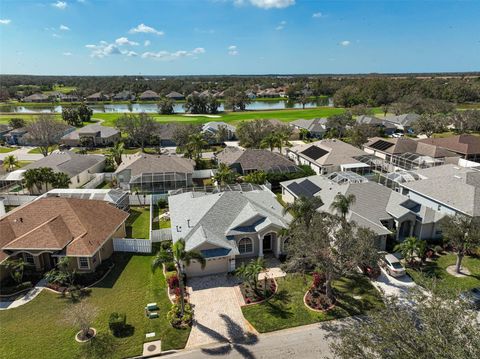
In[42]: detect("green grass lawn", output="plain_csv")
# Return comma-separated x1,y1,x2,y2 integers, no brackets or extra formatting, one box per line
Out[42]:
17,160,33,168
242,274,383,333
152,207,171,230
0,253,190,359
126,206,150,239
406,253,480,294
0,147,16,153
28,145,58,154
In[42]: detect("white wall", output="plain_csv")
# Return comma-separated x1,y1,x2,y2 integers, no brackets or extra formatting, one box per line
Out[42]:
404,190,458,217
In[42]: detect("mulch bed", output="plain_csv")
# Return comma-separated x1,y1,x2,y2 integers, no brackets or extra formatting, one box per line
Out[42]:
304,287,336,312
240,279,276,304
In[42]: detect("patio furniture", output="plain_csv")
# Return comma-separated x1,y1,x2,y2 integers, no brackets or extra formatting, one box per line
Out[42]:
146,302,158,311
148,312,159,319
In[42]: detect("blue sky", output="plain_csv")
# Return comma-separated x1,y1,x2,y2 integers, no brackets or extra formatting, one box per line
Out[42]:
0,0,479,75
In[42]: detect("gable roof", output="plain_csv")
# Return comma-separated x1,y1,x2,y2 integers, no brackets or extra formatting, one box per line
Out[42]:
61,124,119,140
0,197,129,261
139,90,159,99
23,93,49,101
216,147,299,173
202,122,236,133
418,135,480,156
290,118,328,133
365,137,459,158
115,153,195,178
166,91,185,99
384,113,420,127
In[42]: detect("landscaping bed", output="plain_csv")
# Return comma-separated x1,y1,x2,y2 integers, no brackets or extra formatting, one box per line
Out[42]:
240,278,277,304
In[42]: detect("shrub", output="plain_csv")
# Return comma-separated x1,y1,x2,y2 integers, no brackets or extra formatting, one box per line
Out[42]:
108,312,127,336
167,303,193,328
434,245,443,254
164,261,176,272
157,198,168,209
312,272,325,289
166,273,179,289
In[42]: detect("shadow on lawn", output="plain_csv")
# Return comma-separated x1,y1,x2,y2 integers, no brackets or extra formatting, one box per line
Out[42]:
90,253,133,289
264,289,293,319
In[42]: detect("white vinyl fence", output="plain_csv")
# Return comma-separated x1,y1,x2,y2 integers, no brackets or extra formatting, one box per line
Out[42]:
151,228,172,242
0,194,38,206
113,238,152,253
82,173,106,189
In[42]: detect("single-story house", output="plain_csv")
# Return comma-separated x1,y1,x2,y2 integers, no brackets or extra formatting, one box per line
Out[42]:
383,113,420,132
281,175,445,249
165,91,185,101
39,188,130,211
356,115,397,135
290,118,328,139
418,135,480,163
86,92,108,102
399,164,480,218
0,197,129,273
154,123,184,147
287,139,371,175
3,127,29,146
202,122,236,142
61,124,121,147
169,189,291,277
113,91,135,101
22,93,50,103
58,93,80,102
139,90,160,101
216,147,299,175
115,153,195,193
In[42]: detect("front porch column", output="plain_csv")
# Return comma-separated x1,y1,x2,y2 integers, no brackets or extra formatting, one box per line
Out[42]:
258,235,264,258
229,256,236,272
276,235,281,257
395,220,400,241
409,221,414,237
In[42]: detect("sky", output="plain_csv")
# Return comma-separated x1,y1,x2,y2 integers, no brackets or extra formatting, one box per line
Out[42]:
0,0,479,76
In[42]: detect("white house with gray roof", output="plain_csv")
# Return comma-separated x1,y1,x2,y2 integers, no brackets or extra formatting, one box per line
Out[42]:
202,122,236,142
61,124,121,147
168,189,291,277
281,175,445,249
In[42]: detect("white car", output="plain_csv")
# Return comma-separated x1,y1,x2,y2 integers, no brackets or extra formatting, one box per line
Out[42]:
380,254,406,277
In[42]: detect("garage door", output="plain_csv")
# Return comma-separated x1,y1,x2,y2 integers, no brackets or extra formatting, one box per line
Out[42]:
185,257,229,277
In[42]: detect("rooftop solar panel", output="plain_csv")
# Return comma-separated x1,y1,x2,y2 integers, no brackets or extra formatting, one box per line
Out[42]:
301,145,328,160
370,140,394,151
299,179,321,195
287,179,321,199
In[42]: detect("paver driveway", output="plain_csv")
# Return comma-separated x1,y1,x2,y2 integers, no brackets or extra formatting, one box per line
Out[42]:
186,274,251,348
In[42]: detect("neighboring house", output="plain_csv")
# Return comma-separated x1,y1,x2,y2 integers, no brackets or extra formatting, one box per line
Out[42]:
0,124,13,141
364,137,460,171
383,113,420,133
418,134,480,163
3,127,29,146
2,151,105,191
202,122,236,142
168,189,291,277
287,139,371,175
113,91,135,101
86,92,108,102
39,188,130,211
115,153,195,193
290,118,328,139
216,147,299,175
165,91,185,100
399,164,480,218
356,115,397,136
22,93,50,103
281,175,444,249
154,123,183,147
58,93,80,102
0,197,129,273
61,124,121,147
139,90,160,101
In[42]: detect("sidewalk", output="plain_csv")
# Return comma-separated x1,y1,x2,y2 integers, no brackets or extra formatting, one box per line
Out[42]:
0,279,47,310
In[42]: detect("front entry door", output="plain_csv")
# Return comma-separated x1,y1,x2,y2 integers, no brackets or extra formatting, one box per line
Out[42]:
263,234,272,252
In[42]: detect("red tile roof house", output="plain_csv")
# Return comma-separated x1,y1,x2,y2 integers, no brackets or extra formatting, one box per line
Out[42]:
0,197,129,274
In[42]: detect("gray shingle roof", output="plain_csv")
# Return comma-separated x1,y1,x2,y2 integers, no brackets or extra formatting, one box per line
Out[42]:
115,153,195,177
61,124,119,140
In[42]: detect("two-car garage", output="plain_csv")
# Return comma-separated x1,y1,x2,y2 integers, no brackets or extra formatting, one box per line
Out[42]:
184,257,230,277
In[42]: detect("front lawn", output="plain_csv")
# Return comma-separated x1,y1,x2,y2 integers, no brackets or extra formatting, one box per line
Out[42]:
242,274,383,333
126,206,150,239
0,146,16,153
0,253,190,359
406,253,480,294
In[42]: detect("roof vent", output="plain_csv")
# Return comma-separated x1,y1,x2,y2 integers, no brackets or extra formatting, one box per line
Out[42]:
176,225,182,232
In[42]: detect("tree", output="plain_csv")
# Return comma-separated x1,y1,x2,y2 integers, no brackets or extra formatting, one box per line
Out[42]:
38,167,55,192
184,93,208,114
441,214,480,273
62,107,82,127
108,141,124,167
224,88,251,112
330,193,356,220
3,155,19,172
9,118,25,129
413,113,448,137
23,168,42,193
326,113,355,138
244,171,267,185
333,85,364,107
348,124,382,148
151,240,205,318
206,95,220,114
214,163,236,185
297,93,309,109
77,103,93,122
394,236,425,266
235,258,265,294
215,124,230,143
52,172,71,189
64,301,99,341
329,290,480,359
3,258,31,284
260,133,279,151
115,113,156,151
184,133,207,163
283,195,324,228
158,97,175,115
236,119,288,148
26,114,69,157
299,128,309,140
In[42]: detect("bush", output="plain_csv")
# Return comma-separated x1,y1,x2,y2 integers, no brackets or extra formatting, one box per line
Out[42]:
167,303,193,328
157,198,168,209
108,312,127,336
434,245,443,254
166,273,179,290
164,261,176,272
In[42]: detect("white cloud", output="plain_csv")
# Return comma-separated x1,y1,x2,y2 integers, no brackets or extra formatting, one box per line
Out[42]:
52,33,61,38
247,0,295,9
86,41,122,58
339,40,351,46
129,23,164,36
0,19,11,25
228,45,238,56
141,48,206,61
59,24,70,31
124,51,138,57
144,40,151,47
63,52,73,56
275,20,286,31
52,1,67,10
115,37,139,46
312,12,322,18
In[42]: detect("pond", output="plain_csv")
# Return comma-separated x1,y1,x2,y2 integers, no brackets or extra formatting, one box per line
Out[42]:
0,98,333,114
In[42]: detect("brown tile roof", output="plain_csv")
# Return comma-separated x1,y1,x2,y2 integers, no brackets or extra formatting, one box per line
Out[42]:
365,137,459,158
418,135,480,156
0,197,129,260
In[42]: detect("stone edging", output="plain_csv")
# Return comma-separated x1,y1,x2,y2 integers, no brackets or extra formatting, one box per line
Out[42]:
303,289,336,313
241,277,278,307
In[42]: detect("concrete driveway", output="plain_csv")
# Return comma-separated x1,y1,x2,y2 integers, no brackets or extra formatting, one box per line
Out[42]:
186,275,251,349
370,268,417,305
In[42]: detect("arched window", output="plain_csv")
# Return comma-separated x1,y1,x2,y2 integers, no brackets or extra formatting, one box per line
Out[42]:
238,237,253,254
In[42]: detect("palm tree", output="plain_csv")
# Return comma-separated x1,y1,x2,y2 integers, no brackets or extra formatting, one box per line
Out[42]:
275,132,290,154
38,167,55,192
394,236,423,266
108,141,124,167
3,155,19,172
283,195,324,228
152,240,205,317
330,193,356,220
4,258,31,284
52,172,71,189
186,133,207,162
260,134,278,151
236,258,265,294
214,163,235,186
23,168,42,194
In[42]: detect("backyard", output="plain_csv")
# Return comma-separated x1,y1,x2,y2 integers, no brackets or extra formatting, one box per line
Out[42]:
125,206,150,239
242,274,384,333
406,253,480,294
0,253,190,359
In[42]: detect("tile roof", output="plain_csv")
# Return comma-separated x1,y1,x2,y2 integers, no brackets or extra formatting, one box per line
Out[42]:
418,135,480,156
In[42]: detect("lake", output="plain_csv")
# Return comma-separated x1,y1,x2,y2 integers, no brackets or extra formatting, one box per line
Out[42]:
0,98,333,114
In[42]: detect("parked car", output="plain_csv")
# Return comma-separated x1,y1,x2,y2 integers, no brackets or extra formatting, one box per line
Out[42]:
379,254,406,277
459,287,480,309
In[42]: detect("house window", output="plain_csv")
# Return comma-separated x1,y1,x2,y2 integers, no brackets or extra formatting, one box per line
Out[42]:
238,237,253,254
23,253,35,265
78,257,90,270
